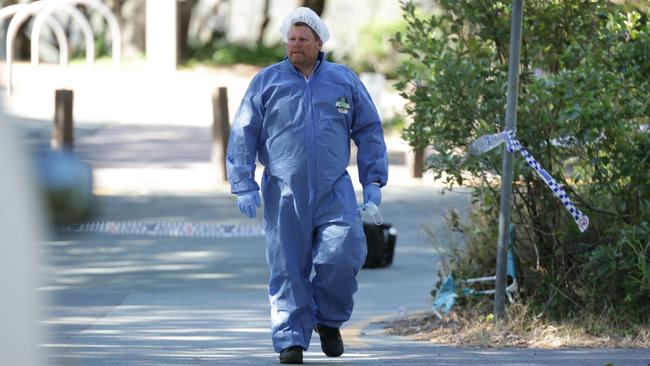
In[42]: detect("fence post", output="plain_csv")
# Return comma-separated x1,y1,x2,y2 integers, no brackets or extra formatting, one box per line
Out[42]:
212,87,230,181
52,89,74,150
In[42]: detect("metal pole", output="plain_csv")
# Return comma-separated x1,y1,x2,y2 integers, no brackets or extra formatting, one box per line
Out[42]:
494,0,524,321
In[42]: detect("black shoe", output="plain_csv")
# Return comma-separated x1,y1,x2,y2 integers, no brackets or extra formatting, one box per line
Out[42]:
314,324,344,357
279,346,303,364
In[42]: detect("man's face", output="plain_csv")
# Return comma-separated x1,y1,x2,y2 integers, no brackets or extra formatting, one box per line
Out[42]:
287,25,322,69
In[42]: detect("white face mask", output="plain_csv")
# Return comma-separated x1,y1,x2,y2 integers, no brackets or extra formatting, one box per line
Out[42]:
358,202,384,226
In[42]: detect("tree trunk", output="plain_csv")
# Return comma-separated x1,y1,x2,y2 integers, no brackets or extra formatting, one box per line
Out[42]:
177,0,198,62
257,0,271,46
302,0,326,16
121,0,146,58
107,0,124,19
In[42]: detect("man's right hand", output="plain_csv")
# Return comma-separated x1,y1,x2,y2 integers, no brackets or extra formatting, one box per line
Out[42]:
236,191,260,219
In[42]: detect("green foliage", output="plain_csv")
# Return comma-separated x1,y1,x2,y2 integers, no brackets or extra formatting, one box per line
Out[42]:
346,20,408,78
396,0,650,321
185,39,287,67
578,222,650,322
382,113,408,134
93,27,112,60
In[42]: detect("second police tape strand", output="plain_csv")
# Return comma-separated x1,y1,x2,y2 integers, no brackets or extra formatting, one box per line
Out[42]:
469,129,589,233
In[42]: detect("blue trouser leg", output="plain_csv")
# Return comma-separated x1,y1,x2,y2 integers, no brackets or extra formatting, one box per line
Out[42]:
312,174,367,328
312,232,366,327
263,175,314,352
262,173,366,352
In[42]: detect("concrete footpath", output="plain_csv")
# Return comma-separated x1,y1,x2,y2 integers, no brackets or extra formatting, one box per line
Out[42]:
3,65,649,365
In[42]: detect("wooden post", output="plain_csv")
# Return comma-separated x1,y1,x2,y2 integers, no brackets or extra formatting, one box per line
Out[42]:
212,87,230,181
52,89,74,150
412,147,424,178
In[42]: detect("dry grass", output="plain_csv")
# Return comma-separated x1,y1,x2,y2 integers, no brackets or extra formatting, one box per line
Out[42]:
384,303,650,349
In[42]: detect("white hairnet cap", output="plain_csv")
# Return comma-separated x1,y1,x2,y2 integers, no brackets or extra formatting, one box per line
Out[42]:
280,7,330,43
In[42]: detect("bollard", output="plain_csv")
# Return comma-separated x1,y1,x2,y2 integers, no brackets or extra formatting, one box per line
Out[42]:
412,147,424,178
52,89,74,150
211,87,230,181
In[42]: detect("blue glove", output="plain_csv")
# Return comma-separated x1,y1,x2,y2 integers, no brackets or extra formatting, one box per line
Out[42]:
362,184,381,206
236,191,260,219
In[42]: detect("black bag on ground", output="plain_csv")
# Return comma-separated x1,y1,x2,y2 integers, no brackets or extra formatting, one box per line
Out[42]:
362,223,397,269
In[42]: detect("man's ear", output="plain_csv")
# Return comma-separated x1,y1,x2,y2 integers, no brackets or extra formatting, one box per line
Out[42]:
318,40,323,50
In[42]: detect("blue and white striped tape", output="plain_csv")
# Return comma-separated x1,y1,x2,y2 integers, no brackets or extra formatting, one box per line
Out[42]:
470,129,589,233
57,221,266,238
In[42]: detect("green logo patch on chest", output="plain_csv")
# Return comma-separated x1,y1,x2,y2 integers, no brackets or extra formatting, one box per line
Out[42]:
335,97,350,114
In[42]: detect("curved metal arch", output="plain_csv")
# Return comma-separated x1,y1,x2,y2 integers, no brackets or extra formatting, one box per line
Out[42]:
0,4,22,20
32,0,121,70
2,4,70,66
4,2,70,93
31,4,95,68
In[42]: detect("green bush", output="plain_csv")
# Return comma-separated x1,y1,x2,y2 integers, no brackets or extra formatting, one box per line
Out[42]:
186,39,287,67
346,20,408,78
396,0,649,322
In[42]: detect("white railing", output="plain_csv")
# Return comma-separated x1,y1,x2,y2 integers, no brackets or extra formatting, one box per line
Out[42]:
1,0,121,94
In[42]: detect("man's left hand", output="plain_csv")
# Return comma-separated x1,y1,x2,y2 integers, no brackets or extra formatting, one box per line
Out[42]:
362,184,381,206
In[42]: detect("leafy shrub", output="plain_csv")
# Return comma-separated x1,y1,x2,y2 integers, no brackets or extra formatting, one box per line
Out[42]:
396,0,649,321
346,20,408,78
186,39,287,67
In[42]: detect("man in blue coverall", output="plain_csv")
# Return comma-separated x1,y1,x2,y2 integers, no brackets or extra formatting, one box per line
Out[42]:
226,7,388,364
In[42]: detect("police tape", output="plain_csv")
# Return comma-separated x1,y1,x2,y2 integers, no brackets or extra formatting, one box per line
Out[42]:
57,221,266,238
469,129,589,233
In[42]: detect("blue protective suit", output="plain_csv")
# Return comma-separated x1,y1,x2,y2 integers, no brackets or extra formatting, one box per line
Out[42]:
226,52,388,352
